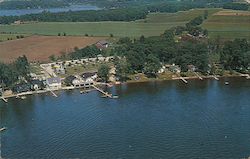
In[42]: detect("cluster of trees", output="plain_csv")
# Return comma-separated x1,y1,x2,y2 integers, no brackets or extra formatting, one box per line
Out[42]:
220,39,250,71
0,0,68,10
68,45,102,60
223,3,249,11
0,56,30,87
170,14,208,37
114,32,210,77
0,8,148,24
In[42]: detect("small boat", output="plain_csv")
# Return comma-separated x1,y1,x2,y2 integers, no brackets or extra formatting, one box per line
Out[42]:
112,95,119,99
20,96,26,100
0,127,7,132
225,82,229,85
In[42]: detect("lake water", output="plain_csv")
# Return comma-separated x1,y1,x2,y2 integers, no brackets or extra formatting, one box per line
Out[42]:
0,5,100,16
1,77,250,158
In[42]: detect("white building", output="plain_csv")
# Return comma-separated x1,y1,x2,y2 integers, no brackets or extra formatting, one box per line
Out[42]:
46,77,62,89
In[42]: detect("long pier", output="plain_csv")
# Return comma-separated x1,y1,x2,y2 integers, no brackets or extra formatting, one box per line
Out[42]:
180,77,188,84
49,89,58,97
194,72,203,80
212,75,219,80
240,74,250,79
92,85,113,98
1,97,8,103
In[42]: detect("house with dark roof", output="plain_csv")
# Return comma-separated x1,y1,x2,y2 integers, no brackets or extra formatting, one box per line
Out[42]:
96,40,109,50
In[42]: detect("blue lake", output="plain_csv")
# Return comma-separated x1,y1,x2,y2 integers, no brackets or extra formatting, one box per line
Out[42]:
0,77,250,158
0,5,100,16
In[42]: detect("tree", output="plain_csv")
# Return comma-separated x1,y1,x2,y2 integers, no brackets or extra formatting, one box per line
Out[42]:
98,64,110,82
144,54,161,77
204,10,208,19
49,54,56,61
115,58,130,81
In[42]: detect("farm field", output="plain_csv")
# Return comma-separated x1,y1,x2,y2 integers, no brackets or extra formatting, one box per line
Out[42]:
0,35,106,63
0,8,249,39
0,8,220,37
202,10,250,39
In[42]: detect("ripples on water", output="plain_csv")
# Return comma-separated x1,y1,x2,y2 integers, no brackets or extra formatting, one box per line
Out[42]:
0,77,250,158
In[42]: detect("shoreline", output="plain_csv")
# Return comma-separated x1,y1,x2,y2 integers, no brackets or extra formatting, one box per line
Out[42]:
125,74,249,84
1,74,249,102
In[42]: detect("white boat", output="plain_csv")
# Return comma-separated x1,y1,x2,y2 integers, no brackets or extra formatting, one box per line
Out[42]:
225,82,229,85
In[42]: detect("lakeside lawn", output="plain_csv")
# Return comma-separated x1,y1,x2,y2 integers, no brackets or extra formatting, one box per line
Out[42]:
0,8,249,39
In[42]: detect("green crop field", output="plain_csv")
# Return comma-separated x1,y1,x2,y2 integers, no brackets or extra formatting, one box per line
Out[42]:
202,10,250,40
0,8,249,39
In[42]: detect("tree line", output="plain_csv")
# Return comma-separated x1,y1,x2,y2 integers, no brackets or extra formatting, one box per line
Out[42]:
0,56,30,87
0,1,211,24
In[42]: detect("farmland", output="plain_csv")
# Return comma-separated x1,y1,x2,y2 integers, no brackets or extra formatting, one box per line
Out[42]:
0,35,106,63
202,10,250,40
0,8,249,39
0,8,221,37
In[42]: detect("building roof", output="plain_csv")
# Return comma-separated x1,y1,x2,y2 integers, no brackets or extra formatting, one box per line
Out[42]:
46,77,61,84
97,40,109,45
82,72,97,79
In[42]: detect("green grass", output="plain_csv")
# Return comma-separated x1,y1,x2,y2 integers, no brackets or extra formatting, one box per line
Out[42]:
0,8,249,39
0,33,30,42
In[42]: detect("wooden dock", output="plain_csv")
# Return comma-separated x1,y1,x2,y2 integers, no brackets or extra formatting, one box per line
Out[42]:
49,90,58,97
1,97,8,103
194,72,203,80
180,77,188,84
93,85,113,98
212,75,219,80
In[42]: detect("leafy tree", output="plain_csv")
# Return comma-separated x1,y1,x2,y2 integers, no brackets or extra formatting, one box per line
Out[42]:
144,54,161,77
98,64,110,82
115,58,130,81
204,10,208,19
49,55,56,61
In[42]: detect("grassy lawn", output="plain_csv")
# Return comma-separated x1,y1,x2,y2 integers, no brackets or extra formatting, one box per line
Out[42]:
61,61,113,78
0,8,249,39
0,33,30,42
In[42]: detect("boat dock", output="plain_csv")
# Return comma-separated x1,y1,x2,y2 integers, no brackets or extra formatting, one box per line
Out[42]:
1,97,8,103
49,89,58,97
93,85,117,98
241,74,250,79
194,72,203,80
180,77,188,84
212,75,219,80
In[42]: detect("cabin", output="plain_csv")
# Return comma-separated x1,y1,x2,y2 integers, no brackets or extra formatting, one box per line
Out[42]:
96,40,109,50
46,77,61,89
187,65,197,72
30,80,45,91
168,64,181,73
53,64,65,75
12,83,32,93
82,72,97,83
